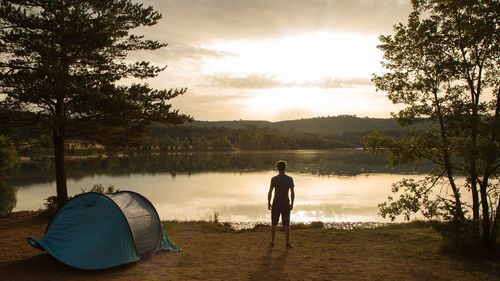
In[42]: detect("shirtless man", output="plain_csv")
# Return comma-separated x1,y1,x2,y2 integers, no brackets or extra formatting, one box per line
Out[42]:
267,160,295,248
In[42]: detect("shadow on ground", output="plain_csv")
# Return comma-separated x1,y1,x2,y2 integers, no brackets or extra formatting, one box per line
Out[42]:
249,246,290,280
0,253,135,281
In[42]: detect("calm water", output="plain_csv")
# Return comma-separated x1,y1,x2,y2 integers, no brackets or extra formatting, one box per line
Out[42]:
4,150,432,223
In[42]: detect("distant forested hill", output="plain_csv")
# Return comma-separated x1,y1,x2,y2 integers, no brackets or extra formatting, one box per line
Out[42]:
273,115,402,134
190,120,271,129
15,116,405,154
142,115,404,152
190,115,402,135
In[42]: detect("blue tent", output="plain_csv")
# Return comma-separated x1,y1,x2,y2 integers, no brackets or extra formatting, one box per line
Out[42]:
27,191,180,270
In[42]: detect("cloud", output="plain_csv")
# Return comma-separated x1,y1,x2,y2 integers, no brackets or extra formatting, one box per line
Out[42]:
207,74,284,89
311,77,374,88
144,0,412,44
204,74,373,89
129,0,409,120
132,0,410,86
169,90,252,120
163,44,234,61
127,43,233,65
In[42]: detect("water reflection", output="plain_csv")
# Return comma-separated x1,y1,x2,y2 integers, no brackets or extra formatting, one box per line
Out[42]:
7,150,432,188
12,170,427,223
8,150,433,222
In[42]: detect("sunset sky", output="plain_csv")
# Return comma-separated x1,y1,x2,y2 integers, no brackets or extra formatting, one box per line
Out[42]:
132,0,412,121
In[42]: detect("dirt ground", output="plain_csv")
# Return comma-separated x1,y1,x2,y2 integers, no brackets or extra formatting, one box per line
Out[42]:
0,212,499,280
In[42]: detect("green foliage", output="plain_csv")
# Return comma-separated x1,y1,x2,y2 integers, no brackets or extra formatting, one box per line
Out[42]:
191,116,403,135
9,116,406,153
42,184,119,214
42,196,58,214
378,177,451,222
211,136,235,151
82,184,119,195
144,122,385,152
370,0,500,246
0,182,16,214
431,220,483,255
210,211,220,224
0,0,192,148
0,136,18,175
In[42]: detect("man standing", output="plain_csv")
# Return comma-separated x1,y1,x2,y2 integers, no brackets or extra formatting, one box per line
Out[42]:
268,160,295,248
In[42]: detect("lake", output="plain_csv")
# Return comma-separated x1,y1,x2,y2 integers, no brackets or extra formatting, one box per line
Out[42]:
3,150,432,224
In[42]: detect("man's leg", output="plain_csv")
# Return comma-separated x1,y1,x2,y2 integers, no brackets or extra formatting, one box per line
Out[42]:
271,226,276,245
271,207,279,246
284,226,290,244
283,207,293,247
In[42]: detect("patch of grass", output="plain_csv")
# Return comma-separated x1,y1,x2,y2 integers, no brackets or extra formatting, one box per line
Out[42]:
376,220,433,230
3,213,500,280
292,221,325,229
429,220,499,258
162,220,235,233
211,211,219,224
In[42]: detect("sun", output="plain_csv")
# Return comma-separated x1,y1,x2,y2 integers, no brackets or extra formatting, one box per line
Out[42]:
183,31,390,121
200,31,382,83
244,86,384,121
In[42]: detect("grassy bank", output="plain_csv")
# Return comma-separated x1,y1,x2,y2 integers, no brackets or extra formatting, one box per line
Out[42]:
0,212,498,280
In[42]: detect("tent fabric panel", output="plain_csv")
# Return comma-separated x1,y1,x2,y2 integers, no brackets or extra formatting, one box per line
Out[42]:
109,191,161,255
34,193,139,270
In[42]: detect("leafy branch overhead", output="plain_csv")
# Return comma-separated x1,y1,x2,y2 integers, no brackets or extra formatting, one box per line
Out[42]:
368,0,499,246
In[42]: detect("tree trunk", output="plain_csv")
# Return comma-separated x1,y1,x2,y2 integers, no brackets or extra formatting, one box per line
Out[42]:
469,75,480,221
479,180,490,244
470,180,480,220
53,127,68,208
491,196,500,246
433,89,465,220
483,86,500,246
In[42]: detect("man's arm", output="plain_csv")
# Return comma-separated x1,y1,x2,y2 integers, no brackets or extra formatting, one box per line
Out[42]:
268,184,274,210
290,186,295,210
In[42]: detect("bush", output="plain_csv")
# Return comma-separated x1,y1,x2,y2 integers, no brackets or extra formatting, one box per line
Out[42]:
431,220,485,255
0,136,18,175
82,184,119,195
41,184,119,216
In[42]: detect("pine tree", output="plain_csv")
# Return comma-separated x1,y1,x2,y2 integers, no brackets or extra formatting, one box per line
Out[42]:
0,0,192,207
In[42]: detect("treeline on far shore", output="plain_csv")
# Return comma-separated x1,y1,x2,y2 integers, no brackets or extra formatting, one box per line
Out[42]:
13,116,406,154
143,124,404,151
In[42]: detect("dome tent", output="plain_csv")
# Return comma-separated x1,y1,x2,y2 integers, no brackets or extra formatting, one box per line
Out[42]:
27,191,180,270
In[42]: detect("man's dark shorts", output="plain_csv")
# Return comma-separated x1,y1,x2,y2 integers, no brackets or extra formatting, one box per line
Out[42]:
271,204,291,226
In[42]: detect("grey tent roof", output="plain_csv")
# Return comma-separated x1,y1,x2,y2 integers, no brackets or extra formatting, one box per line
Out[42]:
108,191,162,256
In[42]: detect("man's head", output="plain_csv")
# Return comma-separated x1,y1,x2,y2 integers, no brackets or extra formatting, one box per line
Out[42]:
276,160,287,172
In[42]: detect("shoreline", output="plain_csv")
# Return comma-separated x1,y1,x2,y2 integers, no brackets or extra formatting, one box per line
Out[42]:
173,220,388,231
3,211,389,230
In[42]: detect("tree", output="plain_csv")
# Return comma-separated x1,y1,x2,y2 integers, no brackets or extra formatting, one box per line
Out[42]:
212,136,234,151
367,0,499,246
0,182,17,214
0,135,18,175
0,1,192,207
238,132,259,150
